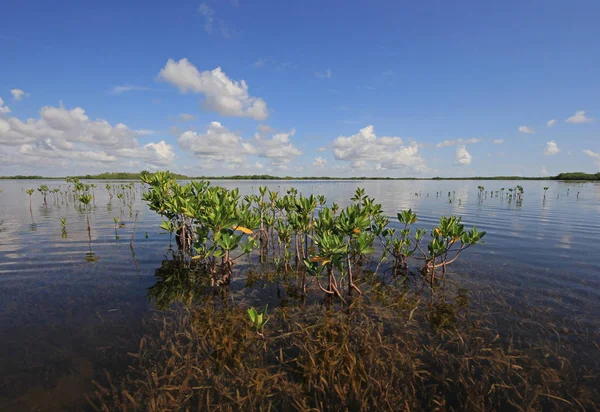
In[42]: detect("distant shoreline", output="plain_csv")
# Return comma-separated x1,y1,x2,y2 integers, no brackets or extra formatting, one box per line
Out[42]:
2,171,600,181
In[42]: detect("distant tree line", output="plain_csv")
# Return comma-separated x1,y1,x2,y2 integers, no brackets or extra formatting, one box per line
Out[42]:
73,171,189,180
552,172,600,181
191,175,408,180
2,171,600,181
430,176,548,181
0,175,48,179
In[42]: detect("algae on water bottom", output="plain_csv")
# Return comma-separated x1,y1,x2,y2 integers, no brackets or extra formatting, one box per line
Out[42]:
91,270,600,411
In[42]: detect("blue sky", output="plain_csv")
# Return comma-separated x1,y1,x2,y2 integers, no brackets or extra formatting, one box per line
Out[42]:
1,0,599,177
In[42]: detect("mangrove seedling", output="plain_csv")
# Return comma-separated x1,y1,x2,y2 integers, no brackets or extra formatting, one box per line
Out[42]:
515,185,525,202
38,185,50,205
351,187,366,203
293,193,317,265
310,230,348,302
60,218,67,238
477,186,485,202
79,193,92,207
130,210,139,248
275,219,293,272
159,219,175,234
26,189,35,223
331,202,339,215
114,217,120,239
79,193,97,262
380,209,425,276
335,203,372,295
423,216,486,282
52,188,60,203
117,193,124,217
247,305,269,337
106,184,113,201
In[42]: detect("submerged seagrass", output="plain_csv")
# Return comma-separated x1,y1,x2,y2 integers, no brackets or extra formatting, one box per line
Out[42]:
91,278,599,411
87,172,599,410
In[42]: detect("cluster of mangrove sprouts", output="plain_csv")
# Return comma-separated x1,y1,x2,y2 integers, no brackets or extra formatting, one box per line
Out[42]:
506,185,525,204
141,171,485,302
472,185,534,206
477,185,485,201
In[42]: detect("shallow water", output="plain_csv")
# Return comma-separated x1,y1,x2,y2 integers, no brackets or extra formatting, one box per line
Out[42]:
0,179,599,410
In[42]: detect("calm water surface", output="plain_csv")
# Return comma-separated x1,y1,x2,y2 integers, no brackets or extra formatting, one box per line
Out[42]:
0,179,599,410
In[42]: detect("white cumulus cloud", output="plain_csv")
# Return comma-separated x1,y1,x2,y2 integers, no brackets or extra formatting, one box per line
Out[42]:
455,145,472,165
313,156,327,167
518,125,535,134
547,119,556,128
493,139,504,144
10,89,27,101
566,110,593,124
317,146,327,152
247,127,302,166
158,58,268,120
0,104,174,169
544,141,560,156
178,121,247,163
19,142,118,163
114,141,175,166
143,141,175,166
0,105,144,149
178,122,302,167
332,125,426,172
0,98,10,114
